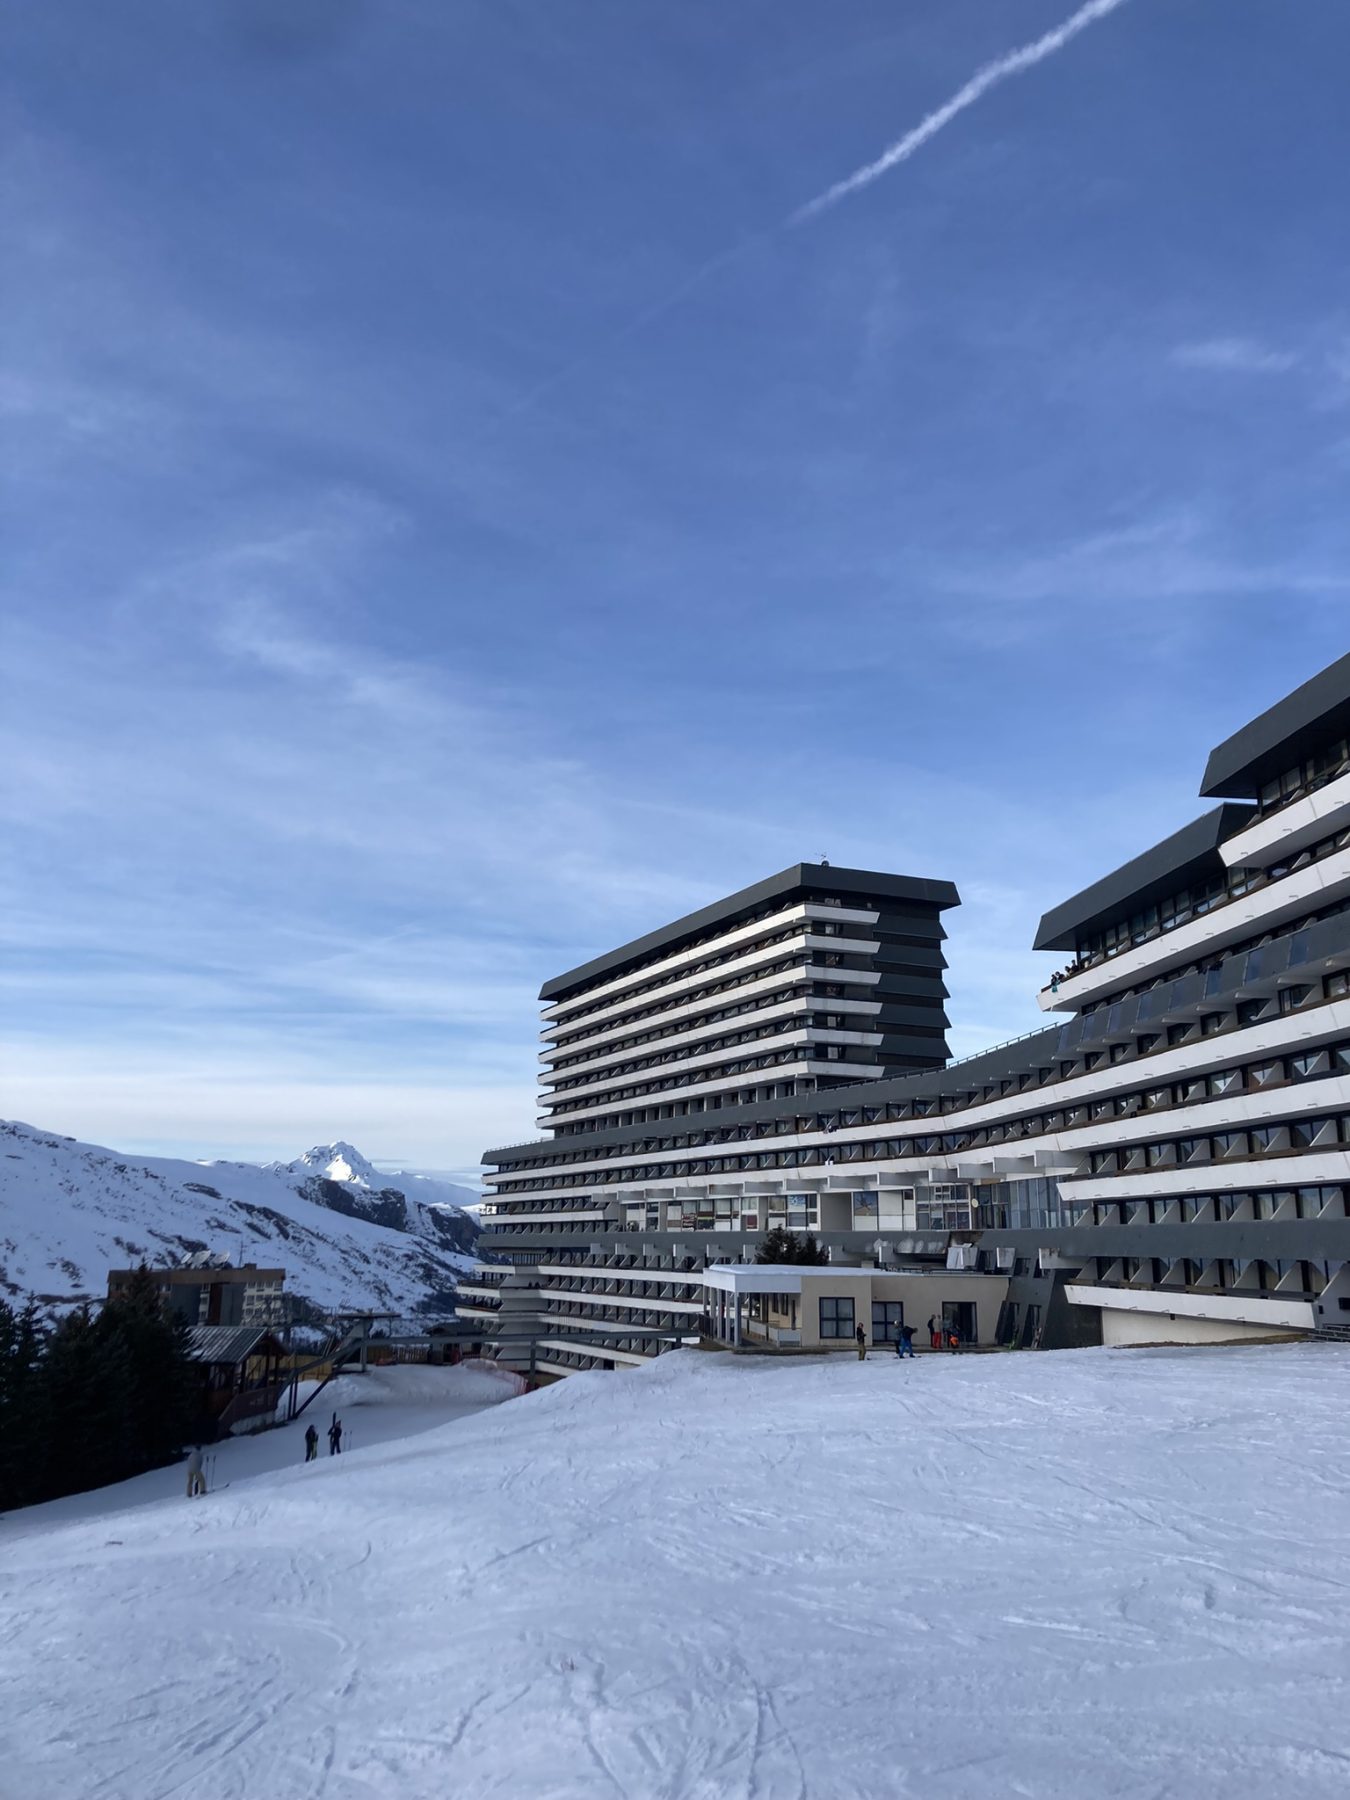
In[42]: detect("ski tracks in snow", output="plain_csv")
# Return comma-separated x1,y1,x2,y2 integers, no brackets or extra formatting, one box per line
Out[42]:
2,1347,1350,1797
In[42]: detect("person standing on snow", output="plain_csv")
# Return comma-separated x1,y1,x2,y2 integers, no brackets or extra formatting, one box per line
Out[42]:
928,1314,941,1350
304,1423,319,1462
855,1324,867,1362
328,1414,343,1455
896,1323,916,1359
185,1446,206,1498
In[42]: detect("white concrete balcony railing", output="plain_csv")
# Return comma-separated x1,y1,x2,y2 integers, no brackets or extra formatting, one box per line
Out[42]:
542,1029,883,1119
535,1262,705,1285
1219,770,1350,869
535,1338,652,1367
1039,847,1350,1012
1058,1146,1350,1204
493,999,1350,1191
483,1208,612,1226
537,1053,887,1129
1052,1071,1350,1156
1065,1283,1316,1332
538,1288,705,1314
543,995,811,1080
542,949,881,1059
539,903,880,1025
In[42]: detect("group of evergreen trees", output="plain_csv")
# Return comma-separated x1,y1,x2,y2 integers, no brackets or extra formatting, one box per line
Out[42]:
754,1227,830,1265
0,1267,198,1513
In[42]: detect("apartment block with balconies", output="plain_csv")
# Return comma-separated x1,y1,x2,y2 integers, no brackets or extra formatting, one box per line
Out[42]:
467,653,1350,1371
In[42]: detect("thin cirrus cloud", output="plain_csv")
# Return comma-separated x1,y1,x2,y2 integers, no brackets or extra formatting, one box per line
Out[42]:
500,0,1138,425
1170,337,1301,374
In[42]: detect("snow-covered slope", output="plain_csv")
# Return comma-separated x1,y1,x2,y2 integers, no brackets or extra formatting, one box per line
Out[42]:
2,1344,1347,1800
0,1119,479,1317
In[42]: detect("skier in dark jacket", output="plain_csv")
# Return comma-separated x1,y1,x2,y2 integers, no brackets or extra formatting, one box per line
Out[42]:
855,1324,867,1361
896,1324,916,1359
328,1414,343,1455
304,1424,319,1462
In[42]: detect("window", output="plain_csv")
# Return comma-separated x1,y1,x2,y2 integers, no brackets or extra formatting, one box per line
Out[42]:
819,1296,855,1339
1212,1131,1249,1159
1291,1118,1336,1149
872,1301,904,1343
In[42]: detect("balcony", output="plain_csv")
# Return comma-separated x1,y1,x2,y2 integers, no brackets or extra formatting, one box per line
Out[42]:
1219,768,1350,869
1041,844,1350,1011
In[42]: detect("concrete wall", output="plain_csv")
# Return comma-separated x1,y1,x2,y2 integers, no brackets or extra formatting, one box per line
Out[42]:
793,1272,1008,1349
1101,1308,1301,1347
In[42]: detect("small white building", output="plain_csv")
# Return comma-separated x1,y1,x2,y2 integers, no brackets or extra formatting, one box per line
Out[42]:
703,1263,1008,1352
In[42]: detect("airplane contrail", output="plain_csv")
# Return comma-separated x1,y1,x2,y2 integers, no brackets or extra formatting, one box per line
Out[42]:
489,0,1134,431
792,0,1134,224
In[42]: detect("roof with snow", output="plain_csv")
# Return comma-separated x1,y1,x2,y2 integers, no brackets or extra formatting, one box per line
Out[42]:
185,1325,283,1365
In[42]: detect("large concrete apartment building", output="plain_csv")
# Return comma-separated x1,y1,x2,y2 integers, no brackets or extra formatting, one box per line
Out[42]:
461,652,1350,1372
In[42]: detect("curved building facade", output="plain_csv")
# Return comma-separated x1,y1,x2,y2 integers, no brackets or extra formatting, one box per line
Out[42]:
469,654,1350,1372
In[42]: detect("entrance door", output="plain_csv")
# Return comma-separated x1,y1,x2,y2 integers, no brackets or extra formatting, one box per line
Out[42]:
942,1301,977,1345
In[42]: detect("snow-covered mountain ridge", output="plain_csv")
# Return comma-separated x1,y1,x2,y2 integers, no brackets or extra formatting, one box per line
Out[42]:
0,1120,481,1318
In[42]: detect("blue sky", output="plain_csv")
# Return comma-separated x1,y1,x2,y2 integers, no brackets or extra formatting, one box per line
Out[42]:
3,0,1349,1178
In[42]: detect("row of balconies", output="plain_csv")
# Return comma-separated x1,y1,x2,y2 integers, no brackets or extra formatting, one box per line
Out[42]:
1087,1116,1343,1177
1041,838,1350,1011
1092,1262,1330,1299
489,1027,1350,1205
544,940,876,1057
538,903,878,1033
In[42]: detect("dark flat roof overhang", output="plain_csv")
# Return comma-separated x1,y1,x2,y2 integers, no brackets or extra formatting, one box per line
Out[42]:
1200,651,1350,799
538,862,960,1003
1032,804,1254,954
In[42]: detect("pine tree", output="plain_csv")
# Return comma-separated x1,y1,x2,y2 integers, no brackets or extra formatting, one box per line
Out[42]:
1,1273,199,1510
755,1227,802,1265
795,1232,829,1265
0,1299,46,1511
97,1267,197,1477
38,1307,126,1501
